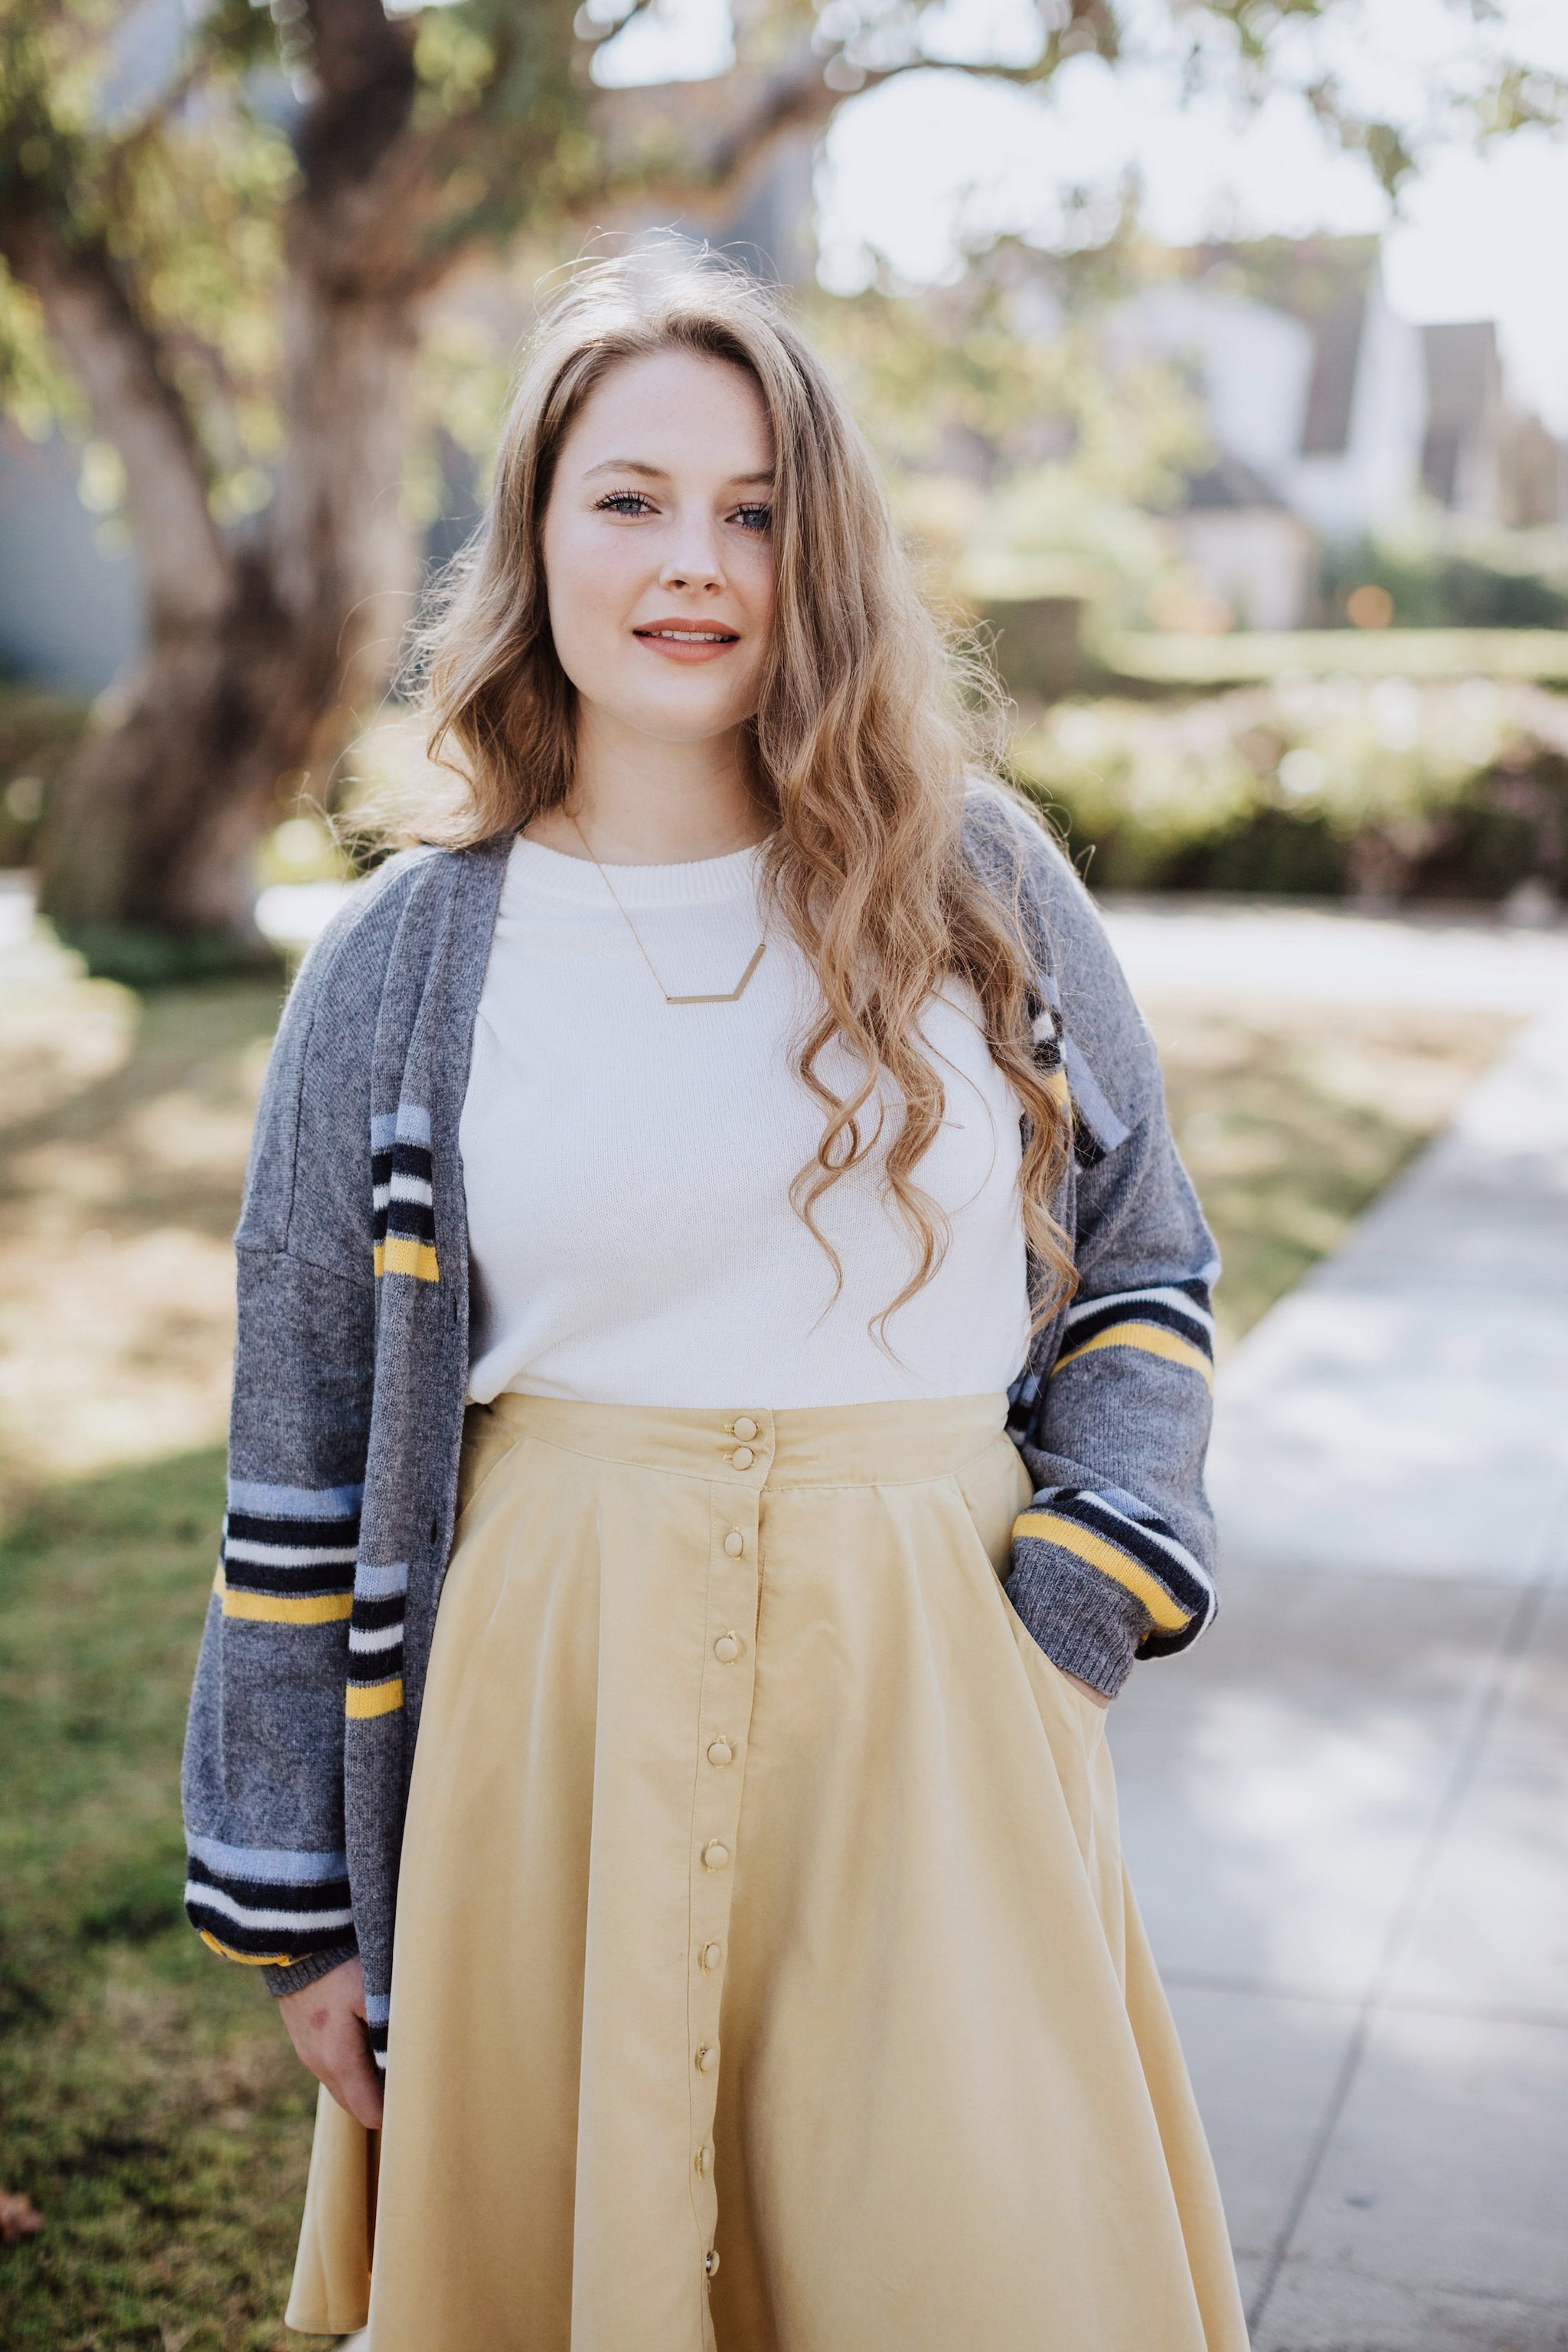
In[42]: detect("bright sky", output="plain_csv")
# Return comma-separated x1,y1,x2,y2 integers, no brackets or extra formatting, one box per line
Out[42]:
590,0,1568,430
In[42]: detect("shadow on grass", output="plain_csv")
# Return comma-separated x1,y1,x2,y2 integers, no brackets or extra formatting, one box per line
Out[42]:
0,1449,314,2352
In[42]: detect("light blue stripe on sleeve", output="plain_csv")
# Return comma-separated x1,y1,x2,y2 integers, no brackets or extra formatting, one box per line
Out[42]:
1062,1036,1131,1152
364,1993,391,2024
353,1560,410,1599
227,1479,364,1519
372,1105,432,1149
188,1834,349,1883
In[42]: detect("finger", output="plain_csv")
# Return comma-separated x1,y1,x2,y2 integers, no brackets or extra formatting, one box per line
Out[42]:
325,2042,385,2131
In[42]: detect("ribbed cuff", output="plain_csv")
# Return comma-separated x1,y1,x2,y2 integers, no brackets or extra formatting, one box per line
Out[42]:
1005,1540,1150,1698
262,1942,359,1999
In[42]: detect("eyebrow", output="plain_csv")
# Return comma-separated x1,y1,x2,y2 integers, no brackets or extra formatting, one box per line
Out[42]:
583,459,775,486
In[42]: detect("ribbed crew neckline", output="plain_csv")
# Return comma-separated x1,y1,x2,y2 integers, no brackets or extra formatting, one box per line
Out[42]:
505,835,766,910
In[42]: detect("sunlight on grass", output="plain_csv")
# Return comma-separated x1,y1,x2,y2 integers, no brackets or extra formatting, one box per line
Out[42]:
0,1451,312,2351
0,968,279,1498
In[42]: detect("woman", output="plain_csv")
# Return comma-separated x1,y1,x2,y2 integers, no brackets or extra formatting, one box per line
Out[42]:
181,256,1246,2351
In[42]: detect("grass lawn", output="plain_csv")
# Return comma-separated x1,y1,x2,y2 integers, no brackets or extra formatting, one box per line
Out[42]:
0,1452,314,2351
0,941,1512,2346
1143,993,1511,1348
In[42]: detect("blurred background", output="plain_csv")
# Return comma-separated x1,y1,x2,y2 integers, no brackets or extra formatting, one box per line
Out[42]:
1,3,1566,2347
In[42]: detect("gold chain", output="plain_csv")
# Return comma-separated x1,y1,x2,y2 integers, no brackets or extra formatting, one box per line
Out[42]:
567,815,767,1007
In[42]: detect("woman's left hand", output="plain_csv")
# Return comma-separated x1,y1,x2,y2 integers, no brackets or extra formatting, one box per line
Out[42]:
1061,1668,1112,1711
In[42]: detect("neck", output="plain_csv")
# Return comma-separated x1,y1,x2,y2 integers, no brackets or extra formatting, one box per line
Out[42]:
534,705,772,866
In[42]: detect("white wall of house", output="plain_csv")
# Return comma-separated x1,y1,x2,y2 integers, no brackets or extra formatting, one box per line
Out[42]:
1112,284,1316,478
1276,283,1428,541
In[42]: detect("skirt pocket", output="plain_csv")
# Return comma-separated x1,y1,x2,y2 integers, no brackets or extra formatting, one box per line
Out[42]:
946,1442,1109,1748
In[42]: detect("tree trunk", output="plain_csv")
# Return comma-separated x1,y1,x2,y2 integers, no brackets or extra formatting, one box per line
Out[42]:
21,0,426,971
38,332,420,966
40,556,376,952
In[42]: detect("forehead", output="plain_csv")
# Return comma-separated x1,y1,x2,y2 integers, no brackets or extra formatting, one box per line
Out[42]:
560,347,773,475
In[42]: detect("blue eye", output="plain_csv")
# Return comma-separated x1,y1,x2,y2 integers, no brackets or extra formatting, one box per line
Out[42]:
734,504,773,534
596,491,654,515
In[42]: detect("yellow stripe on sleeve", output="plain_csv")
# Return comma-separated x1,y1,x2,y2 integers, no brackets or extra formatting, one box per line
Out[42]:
346,1678,404,1720
220,1589,354,1625
1011,1510,1194,1634
1053,1321,1214,1389
198,1928,295,1967
374,1237,440,1282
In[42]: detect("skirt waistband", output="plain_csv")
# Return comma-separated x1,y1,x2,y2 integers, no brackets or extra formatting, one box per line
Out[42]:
479,1391,1011,1490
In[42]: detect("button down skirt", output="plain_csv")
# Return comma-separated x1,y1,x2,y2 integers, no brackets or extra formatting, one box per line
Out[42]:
285,1392,1247,2352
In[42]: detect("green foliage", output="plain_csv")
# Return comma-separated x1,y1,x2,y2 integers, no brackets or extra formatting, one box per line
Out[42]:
0,1447,313,2350
808,258,1204,504
1014,675,1568,900
0,257,80,436
0,0,296,506
0,0,589,511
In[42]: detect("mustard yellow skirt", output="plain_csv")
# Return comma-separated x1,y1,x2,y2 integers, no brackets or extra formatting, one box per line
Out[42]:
286,1392,1246,2352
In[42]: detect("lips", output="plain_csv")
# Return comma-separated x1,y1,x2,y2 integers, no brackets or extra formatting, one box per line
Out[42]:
632,620,740,644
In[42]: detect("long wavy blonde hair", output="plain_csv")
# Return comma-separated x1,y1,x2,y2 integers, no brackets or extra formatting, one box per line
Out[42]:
417,253,1074,1332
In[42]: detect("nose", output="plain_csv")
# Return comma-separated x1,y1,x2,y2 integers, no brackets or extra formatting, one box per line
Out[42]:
659,509,725,595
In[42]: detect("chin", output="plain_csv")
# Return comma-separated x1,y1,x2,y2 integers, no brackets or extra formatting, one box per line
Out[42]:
618,694,751,745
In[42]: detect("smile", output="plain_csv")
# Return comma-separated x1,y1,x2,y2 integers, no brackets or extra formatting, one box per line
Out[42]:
633,626,740,644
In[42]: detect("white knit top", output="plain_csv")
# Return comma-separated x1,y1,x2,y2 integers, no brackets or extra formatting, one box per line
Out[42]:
461,835,1029,1409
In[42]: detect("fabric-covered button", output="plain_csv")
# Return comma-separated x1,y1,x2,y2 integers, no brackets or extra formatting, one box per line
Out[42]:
707,1736,734,1766
733,1416,758,1441
724,1530,744,1557
696,2043,718,2073
702,1841,731,1871
705,2249,721,2278
701,1941,724,1971
695,2145,712,2176
714,1632,740,1664
732,1446,755,1470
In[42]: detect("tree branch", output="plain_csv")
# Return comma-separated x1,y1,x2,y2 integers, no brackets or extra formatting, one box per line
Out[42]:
592,36,850,207
0,219,231,632
589,31,1063,221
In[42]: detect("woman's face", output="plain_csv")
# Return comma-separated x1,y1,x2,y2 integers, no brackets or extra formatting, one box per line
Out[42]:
541,348,777,751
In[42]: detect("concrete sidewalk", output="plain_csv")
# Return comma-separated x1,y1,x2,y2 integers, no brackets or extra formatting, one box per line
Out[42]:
1106,913,1568,2349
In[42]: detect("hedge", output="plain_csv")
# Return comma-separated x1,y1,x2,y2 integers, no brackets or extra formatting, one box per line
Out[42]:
1011,675,1568,901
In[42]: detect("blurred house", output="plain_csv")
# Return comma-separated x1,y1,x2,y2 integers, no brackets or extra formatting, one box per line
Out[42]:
1112,238,1565,627
1167,453,1319,632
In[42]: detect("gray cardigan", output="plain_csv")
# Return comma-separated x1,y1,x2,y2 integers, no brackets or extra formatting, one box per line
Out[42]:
181,786,1219,2048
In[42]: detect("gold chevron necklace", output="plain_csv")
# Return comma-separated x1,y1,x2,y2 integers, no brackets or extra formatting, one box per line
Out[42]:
567,814,767,1006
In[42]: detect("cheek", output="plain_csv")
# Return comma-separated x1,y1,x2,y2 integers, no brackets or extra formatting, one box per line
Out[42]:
740,537,776,624
728,546,776,680
542,518,635,673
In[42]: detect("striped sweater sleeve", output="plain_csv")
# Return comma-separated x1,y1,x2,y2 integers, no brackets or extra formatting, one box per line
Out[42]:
180,883,392,1996
1004,836,1220,1700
